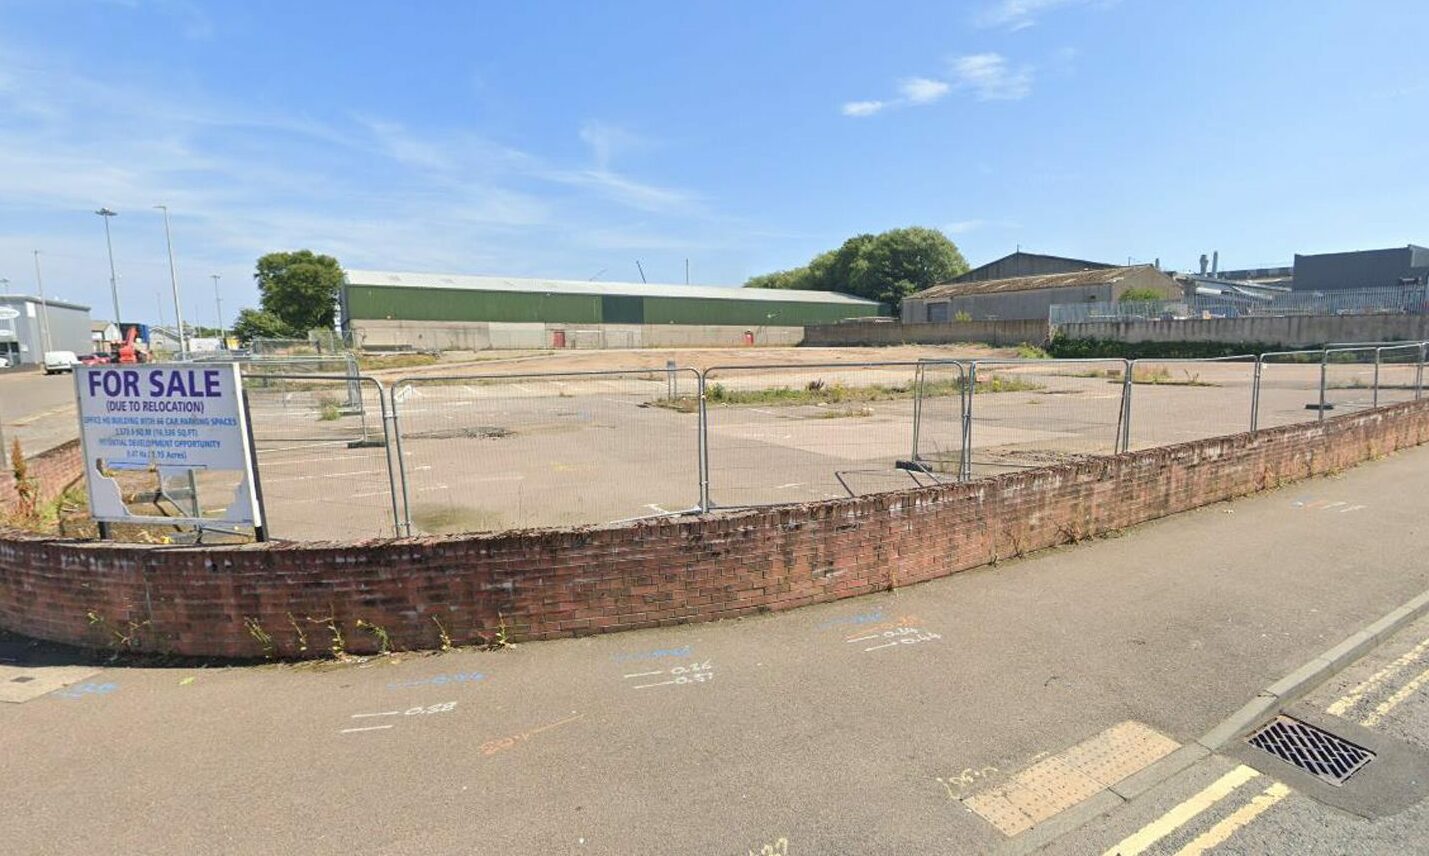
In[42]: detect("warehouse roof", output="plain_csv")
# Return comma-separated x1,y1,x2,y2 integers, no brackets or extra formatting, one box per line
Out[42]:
344,269,883,306
909,265,1158,300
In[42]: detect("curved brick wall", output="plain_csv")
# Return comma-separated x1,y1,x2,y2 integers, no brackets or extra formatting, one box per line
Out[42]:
3,401,1428,659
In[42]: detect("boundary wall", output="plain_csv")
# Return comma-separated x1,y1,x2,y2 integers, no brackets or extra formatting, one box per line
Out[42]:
2,401,1428,658
1057,314,1429,348
0,439,82,511
350,320,806,351
802,319,1048,347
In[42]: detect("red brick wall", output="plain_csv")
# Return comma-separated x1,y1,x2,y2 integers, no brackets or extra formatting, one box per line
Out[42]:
0,439,83,513
2,402,1428,659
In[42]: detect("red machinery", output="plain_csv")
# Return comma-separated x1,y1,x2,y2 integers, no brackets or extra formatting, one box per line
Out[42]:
111,325,149,364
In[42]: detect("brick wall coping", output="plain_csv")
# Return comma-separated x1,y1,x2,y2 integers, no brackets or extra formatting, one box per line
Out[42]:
3,400,1427,659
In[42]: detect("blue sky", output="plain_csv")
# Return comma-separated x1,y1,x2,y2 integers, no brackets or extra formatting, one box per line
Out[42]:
1,0,1426,325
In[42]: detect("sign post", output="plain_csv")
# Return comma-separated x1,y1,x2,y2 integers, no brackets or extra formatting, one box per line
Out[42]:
74,363,265,536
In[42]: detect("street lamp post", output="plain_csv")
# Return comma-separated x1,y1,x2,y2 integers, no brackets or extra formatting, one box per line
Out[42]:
0,277,9,295
154,204,187,359
211,274,223,345
33,250,53,354
95,207,122,328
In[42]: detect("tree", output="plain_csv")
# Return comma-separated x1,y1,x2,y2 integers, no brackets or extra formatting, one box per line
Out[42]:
1118,288,1166,302
231,308,294,344
254,250,344,333
745,227,967,305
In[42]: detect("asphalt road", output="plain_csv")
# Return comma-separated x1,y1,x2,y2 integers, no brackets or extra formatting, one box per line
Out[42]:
3,442,1429,854
0,367,79,457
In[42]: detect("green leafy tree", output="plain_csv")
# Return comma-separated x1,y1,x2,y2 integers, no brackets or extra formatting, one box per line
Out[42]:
231,308,294,344
745,227,967,305
254,250,344,333
1118,287,1167,302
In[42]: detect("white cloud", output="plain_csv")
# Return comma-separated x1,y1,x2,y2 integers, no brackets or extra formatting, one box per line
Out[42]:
943,218,1021,234
898,77,950,104
841,100,886,117
977,0,1097,31
948,53,1033,100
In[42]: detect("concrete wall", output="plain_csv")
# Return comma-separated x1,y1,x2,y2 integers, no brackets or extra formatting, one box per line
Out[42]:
4,399,1427,658
1057,313,1429,347
351,320,805,351
803,319,1048,347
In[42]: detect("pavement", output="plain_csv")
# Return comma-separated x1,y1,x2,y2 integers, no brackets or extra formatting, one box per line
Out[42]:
3,438,1429,853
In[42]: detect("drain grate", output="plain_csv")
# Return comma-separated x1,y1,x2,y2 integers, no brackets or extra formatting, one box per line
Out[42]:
1248,715,1374,786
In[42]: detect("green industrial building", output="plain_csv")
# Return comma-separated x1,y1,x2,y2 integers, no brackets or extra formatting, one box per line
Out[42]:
341,270,889,350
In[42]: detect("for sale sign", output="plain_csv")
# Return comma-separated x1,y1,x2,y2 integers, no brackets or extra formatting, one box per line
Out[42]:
75,363,263,527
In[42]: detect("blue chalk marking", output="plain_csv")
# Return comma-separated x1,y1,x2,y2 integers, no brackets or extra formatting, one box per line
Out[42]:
386,672,485,690
816,610,885,630
56,682,118,700
610,645,693,663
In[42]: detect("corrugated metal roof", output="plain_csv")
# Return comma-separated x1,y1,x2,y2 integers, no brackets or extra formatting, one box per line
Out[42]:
909,265,1158,300
344,269,882,306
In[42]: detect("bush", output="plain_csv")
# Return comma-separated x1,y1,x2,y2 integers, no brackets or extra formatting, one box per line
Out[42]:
1117,288,1168,302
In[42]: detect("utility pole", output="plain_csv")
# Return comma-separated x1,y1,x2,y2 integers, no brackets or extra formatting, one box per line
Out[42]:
0,277,9,295
33,250,53,354
154,204,187,358
211,274,224,344
96,207,122,327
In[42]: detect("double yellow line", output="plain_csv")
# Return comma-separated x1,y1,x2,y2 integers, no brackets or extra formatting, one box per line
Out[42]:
1104,765,1288,856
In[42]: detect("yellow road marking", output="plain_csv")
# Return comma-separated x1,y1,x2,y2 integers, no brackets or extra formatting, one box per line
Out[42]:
1326,637,1429,717
1102,765,1260,856
1360,663,1429,728
1170,782,1291,856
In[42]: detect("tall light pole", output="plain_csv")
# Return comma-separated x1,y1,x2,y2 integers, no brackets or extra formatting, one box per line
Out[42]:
211,274,224,344
95,207,122,327
154,204,187,359
33,250,53,354
0,277,9,295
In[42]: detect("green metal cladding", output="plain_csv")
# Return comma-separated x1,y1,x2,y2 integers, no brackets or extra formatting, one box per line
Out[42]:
344,285,888,325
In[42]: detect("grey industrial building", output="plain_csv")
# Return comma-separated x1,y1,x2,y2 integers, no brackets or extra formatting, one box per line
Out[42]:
949,251,1117,284
1293,245,1429,291
0,295,92,366
901,265,1181,323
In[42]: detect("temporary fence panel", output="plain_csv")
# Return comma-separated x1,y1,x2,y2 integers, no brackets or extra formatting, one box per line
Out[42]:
703,362,946,507
1252,351,1327,429
1321,348,1381,416
1125,357,1257,451
242,374,402,540
239,356,364,411
965,359,1129,474
1050,286,1429,325
391,368,702,534
911,360,970,481
1373,344,1423,407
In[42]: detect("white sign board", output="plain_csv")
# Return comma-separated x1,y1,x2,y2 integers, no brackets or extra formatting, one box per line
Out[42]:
0,306,19,320
75,363,263,528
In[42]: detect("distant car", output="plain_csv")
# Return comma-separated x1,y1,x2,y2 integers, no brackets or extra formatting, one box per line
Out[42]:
0,355,10,369
80,352,112,366
43,350,80,375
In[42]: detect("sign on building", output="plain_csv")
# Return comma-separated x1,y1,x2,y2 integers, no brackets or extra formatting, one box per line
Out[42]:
74,363,264,533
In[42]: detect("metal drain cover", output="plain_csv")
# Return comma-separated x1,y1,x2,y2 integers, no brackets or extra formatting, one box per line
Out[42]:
1248,715,1375,786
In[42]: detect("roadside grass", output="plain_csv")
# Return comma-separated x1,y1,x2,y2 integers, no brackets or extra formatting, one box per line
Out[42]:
651,375,1043,412
1059,366,1220,387
355,352,440,372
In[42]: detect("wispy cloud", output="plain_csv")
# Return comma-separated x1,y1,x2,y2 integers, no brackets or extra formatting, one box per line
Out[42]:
943,218,1021,234
977,0,1102,31
899,77,951,105
947,53,1033,101
841,100,887,118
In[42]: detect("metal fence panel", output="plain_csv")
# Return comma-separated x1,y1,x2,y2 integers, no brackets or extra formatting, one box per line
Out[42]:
243,374,402,540
1375,345,1422,407
391,368,702,533
1322,348,1381,416
1253,351,1326,429
911,360,969,481
966,359,1128,474
703,362,948,507
1050,286,1429,325
1125,357,1257,450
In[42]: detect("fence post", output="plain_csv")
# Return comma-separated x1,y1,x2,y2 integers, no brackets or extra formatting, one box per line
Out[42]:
1251,356,1263,432
910,362,924,463
1319,350,1329,422
1119,359,1134,452
698,371,711,512
961,362,975,481
1417,342,1427,401
373,380,406,539
389,381,415,537
1371,348,1381,408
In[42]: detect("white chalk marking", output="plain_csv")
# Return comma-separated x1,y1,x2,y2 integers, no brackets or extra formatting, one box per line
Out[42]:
846,634,880,643
623,670,666,678
633,679,681,689
864,641,901,652
351,710,401,718
645,503,671,514
340,725,395,734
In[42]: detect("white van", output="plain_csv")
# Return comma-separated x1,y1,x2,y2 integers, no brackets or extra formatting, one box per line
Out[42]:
43,350,80,375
